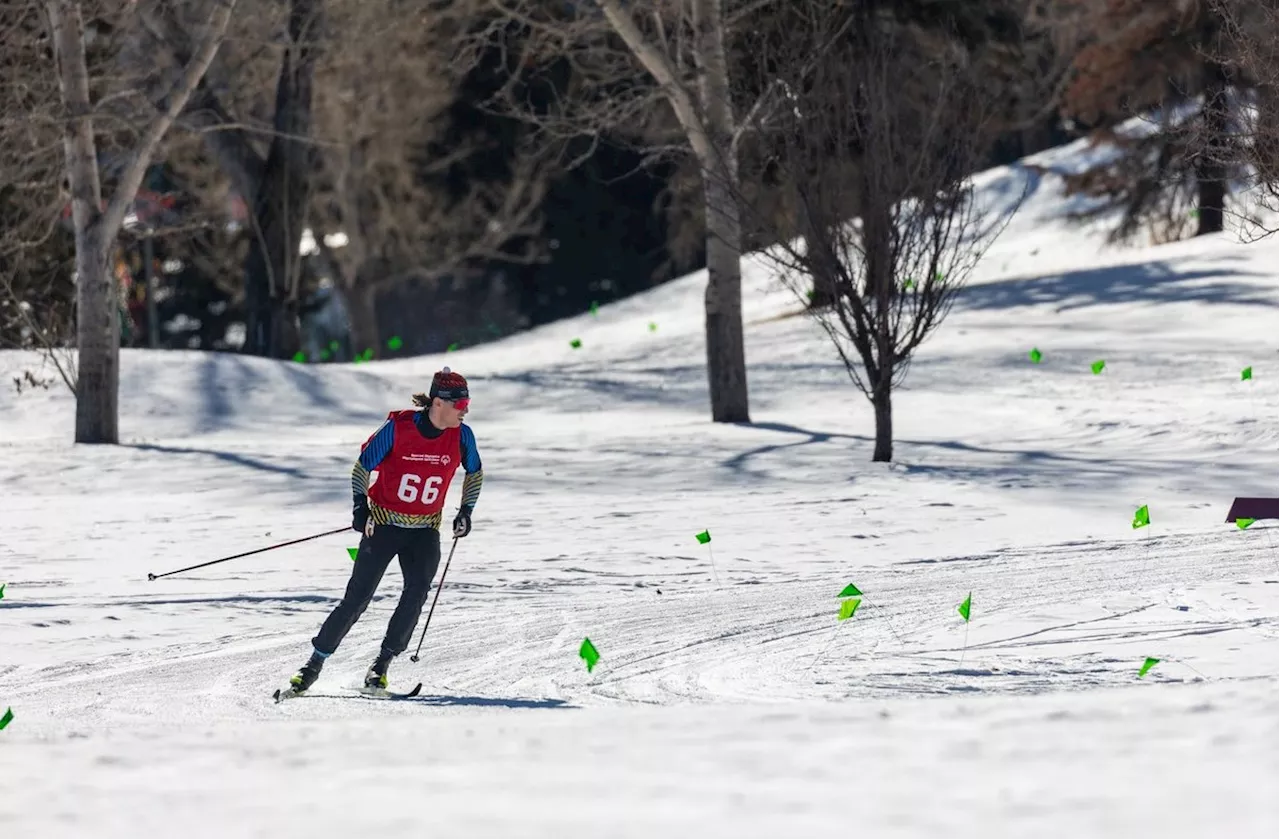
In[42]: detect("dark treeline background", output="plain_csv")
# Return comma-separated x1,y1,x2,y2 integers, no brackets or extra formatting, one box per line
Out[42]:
2,0,1275,364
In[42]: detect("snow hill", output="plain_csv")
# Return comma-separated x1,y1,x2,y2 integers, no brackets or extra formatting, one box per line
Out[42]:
1,138,1277,839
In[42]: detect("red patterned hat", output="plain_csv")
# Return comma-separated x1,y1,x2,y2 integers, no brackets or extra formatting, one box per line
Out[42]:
429,367,469,401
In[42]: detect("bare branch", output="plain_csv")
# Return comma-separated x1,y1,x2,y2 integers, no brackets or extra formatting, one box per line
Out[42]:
100,0,238,248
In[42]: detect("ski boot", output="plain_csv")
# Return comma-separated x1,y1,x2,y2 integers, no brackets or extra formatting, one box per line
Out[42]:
290,652,326,692
363,650,394,692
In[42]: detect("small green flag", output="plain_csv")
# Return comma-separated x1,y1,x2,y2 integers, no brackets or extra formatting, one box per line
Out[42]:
447,342,460,352
292,351,307,363
1029,348,1043,364
1091,360,1106,375
589,301,599,316
838,583,862,598
328,340,340,351
838,598,861,621
352,355,364,365
362,348,375,361
1189,208,1200,218
957,592,972,622
1241,366,1252,381
319,349,331,361
1132,505,1150,529
903,278,916,291
1138,657,1160,678
347,547,359,562
570,338,582,349
0,707,11,730
579,637,600,672
1236,517,1256,530
695,530,711,544
386,336,404,351
0,582,6,600
648,322,658,332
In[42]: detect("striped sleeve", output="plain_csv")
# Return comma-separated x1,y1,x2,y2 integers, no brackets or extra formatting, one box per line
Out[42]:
351,419,394,498
459,424,483,512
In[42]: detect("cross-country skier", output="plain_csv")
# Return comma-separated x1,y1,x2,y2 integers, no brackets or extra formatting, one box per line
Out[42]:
285,367,482,694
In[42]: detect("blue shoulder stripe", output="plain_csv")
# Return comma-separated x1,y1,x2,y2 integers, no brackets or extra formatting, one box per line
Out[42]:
359,420,395,471
459,424,482,472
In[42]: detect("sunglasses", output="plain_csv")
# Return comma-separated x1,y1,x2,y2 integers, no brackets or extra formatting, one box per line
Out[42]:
445,398,470,411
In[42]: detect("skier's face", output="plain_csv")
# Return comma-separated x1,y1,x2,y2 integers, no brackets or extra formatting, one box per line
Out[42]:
434,396,468,427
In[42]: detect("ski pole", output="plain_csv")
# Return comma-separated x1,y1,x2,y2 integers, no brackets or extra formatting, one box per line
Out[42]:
147,527,350,580
410,536,459,662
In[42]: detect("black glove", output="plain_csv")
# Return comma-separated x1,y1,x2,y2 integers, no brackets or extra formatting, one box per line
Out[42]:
452,507,472,538
353,497,369,534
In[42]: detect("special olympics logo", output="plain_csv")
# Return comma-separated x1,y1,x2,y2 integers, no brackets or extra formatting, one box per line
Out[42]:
441,455,451,466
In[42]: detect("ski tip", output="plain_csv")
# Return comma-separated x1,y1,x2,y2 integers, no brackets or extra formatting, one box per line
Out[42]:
272,689,282,703
407,682,423,698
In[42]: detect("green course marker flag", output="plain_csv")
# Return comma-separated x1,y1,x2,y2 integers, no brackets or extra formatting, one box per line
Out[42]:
838,598,861,621
1241,366,1252,381
328,340,340,351
903,278,916,291
1132,505,1150,529
579,637,600,672
590,301,599,316
695,530,711,545
362,348,375,361
1029,348,1043,364
0,707,11,730
957,592,972,622
838,583,862,598
1189,208,1200,218
1091,359,1106,374
1236,517,1256,530
347,547,359,562
1138,657,1160,678
292,351,307,363
447,342,460,352
319,349,331,361
570,338,582,349
0,582,6,600
648,322,658,332
386,336,404,351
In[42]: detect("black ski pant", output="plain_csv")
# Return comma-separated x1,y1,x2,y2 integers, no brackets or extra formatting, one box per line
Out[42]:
312,524,441,658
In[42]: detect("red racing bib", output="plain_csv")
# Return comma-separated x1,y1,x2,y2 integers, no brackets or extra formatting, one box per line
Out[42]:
366,410,461,516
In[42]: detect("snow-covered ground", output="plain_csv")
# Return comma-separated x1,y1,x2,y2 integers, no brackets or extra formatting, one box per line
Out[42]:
1,139,1277,838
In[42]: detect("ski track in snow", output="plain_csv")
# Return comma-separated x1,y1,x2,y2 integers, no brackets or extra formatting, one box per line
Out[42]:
1,137,1277,837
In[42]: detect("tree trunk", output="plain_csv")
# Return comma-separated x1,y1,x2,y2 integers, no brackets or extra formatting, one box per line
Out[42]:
702,159,750,422
693,0,748,423
871,376,892,462
865,194,895,462
48,0,118,444
341,281,380,362
74,232,118,444
1195,70,1227,237
806,239,839,309
243,0,322,357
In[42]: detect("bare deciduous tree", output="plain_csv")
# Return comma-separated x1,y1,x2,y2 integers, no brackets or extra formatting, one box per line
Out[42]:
744,5,1015,462
477,0,794,423
308,0,562,358
1205,0,1278,238
44,0,236,443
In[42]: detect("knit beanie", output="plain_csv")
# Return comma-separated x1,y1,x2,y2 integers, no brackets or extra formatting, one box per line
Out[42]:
428,367,469,401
